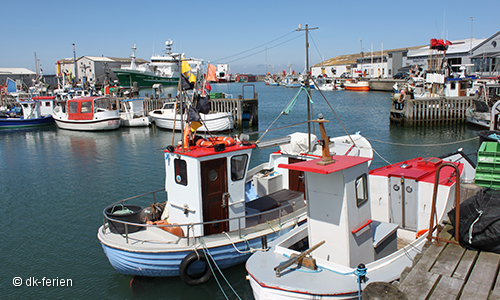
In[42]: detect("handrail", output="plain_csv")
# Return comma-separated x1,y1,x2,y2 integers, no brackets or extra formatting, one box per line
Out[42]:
427,162,460,245
102,189,305,244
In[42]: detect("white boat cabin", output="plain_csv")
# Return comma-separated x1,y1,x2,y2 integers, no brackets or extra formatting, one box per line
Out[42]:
279,155,460,268
20,96,55,118
165,141,256,237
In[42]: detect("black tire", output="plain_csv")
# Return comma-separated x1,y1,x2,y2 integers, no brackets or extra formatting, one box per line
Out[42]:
179,251,212,285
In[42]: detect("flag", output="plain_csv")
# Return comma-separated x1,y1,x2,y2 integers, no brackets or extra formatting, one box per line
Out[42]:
206,64,218,82
6,78,16,93
181,61,196,83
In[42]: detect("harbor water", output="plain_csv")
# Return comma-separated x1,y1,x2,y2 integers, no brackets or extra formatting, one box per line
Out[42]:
2,82,481,299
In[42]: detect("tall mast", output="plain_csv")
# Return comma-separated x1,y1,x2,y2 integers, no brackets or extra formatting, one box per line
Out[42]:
297,23,318,152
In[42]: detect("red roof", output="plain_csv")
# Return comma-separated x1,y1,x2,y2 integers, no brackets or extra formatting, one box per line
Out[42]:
167,142,255,158
369,157,462,186
278,155,372,175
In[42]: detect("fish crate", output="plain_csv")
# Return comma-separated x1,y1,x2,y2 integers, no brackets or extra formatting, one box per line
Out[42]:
477,142,500,166
475,142,500,189
210,92,224,99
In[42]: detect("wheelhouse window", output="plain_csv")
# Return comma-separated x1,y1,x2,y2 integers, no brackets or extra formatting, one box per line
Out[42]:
355,174,368,207
231,154,248,181
69,102,78,114
80,101,92,113
174,159,187,186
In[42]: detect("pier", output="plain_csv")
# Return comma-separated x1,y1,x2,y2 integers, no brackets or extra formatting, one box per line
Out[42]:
390,94,478,126
206,84,258,129
398,223,500,299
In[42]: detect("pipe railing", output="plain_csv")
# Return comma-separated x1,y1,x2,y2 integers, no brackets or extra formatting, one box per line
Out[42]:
102,189,305,245
427,162,461,245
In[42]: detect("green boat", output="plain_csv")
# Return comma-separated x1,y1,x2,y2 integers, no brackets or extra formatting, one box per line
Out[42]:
112,40,202,88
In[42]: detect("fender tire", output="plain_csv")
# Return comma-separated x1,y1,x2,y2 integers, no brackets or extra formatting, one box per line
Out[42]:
179,251,212,285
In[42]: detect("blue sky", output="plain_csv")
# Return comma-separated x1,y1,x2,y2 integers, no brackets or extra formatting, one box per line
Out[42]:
1,0,498,75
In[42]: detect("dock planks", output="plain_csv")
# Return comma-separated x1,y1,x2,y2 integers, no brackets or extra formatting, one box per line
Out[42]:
399,227,500,299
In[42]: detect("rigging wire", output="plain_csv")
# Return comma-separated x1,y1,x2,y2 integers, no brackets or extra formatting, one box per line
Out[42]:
215,30,297,62
366,136,479,147
308,32,324,65
213,33,304,65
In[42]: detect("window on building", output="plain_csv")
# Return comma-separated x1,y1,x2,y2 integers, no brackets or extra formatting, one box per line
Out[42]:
231,154,248,181
174,159,187,186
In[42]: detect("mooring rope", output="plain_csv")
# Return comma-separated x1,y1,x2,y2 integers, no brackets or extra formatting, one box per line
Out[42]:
366,136,479,147
199,238,242,300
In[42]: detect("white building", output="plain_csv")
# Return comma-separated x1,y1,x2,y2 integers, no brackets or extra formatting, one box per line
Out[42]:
56,56,148,86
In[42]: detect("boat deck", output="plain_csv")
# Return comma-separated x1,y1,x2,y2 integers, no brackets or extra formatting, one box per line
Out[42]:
398,224,500,299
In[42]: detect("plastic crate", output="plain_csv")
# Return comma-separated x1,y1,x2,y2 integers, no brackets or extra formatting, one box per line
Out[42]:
474,142,500,189
210,92,223,99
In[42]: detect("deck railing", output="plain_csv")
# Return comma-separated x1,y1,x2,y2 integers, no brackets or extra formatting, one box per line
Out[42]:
101,189,305,246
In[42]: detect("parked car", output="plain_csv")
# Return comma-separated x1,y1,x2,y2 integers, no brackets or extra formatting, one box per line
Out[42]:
393,72,409,79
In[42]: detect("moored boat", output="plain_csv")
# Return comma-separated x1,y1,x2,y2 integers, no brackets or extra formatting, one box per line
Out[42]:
246,120,468,299
119,98,151,127
112,41,202,88
344,79,370,91
149,101,233,132
0,96,55,129
53,97,120,131
97,133,308,283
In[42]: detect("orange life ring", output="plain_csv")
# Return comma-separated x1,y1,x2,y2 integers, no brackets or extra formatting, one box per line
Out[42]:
196,136,235,148
397,92,405,103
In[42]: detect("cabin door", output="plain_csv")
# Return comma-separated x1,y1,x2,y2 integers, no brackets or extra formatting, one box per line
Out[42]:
389,176,417,231
201,157,228,235
288,157,305,198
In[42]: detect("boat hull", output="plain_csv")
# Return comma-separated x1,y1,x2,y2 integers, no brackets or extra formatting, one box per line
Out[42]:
247,224,426,300
113,69,178,88
98,218,305,277
0,116,54,128
54,117,120,131
120,116,151,127
150,112,234,132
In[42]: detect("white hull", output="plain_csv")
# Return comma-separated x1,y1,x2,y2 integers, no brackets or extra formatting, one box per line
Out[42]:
120,115,151,127
53,109,120,131
54,117,120,131
248,226,427,300
150,111,233,132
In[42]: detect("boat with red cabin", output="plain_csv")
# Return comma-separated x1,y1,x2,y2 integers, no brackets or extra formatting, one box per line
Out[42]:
53,96,120,131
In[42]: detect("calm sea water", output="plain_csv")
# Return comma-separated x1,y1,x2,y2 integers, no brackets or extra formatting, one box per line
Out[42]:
1,82,481,299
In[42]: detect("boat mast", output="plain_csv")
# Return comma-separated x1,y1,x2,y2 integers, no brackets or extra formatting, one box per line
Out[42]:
297,23,318,152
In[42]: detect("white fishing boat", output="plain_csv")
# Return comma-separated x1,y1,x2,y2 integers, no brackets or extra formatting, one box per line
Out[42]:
97,133,308,284
53,97,120,131
246,119,467,299
119,98,151,127
149,101,233,132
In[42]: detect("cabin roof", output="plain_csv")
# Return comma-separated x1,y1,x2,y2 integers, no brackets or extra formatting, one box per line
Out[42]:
278,155,371,174
369,157,462,186
168,143,255,158
67,96,101,102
